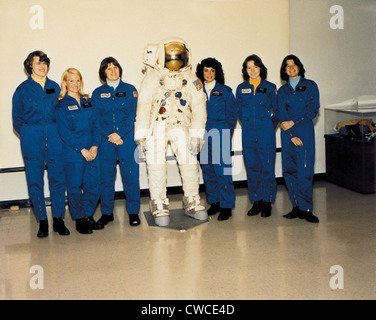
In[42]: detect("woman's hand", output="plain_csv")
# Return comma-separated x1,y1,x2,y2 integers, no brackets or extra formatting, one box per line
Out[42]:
291,137,303,147
108,132,123,145
81,148,94,161
281,120,295,131
89,146,98,159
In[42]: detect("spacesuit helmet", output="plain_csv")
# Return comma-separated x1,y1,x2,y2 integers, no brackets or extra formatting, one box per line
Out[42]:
164,41,189,72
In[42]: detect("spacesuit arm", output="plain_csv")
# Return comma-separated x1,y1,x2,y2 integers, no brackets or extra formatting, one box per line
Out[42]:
12,88,24,135
187,77,207,140
134,73,157,142
290,81,320,127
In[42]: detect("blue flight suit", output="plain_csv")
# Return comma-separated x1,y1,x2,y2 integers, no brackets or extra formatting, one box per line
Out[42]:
91,81,140,216
56,95,101,220
236,79,278,203
199,83,237,209
277,78,320,212
12,77,65,221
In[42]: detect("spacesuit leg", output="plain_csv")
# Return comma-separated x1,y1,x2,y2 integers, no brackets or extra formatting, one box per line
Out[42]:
169,125,208,220
145,122,170,226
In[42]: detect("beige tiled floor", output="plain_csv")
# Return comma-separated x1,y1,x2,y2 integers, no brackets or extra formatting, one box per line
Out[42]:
0,181,375,300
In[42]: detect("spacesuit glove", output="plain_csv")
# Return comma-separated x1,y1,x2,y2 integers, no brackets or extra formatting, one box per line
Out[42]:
189,137,203,156
136,138,148,156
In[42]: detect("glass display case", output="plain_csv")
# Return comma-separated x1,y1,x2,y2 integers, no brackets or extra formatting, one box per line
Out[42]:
325,95,376,142
324,95,376,193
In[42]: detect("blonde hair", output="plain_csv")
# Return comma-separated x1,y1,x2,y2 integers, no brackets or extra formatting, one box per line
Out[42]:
58,67,89,100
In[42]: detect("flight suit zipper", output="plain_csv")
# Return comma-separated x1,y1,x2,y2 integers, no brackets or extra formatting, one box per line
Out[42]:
43,89,48,151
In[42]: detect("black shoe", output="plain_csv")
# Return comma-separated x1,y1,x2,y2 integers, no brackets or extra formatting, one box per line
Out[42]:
97,213,114,226
247,200,264,216
207,202,220,216
75,217,93,234
53,217,70,235
218,208,232,221
299,210,319,223
261,202,272,218
86,216,104,230
37,219,49,238
129,214,141,226
283,207,300,219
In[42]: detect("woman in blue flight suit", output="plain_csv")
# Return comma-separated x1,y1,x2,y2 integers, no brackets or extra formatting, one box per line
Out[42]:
236,54,278,218
91,57,141,227
278,55,319,223
56,68,103,234
196,57,237,221
12,50,68,238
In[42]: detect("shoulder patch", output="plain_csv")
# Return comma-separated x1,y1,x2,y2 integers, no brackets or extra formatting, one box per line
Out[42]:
193,79,203,91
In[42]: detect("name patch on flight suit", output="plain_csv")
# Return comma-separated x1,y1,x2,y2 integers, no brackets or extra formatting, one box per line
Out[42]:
116,92,126,97
46,88,56,94
256,87,267,93
82,102,92,108
212,90,223,96
68,105,79,110
242,88,252,94
296,86,306,92
100,93,111,98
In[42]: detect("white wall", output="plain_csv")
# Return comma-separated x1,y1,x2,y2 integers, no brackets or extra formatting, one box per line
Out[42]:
289,0,376,174
0,0,289,202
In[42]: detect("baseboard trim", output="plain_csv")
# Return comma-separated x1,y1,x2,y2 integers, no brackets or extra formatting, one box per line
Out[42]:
0,173,327,210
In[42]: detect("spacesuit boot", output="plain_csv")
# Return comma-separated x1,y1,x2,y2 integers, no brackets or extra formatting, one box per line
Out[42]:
182,195,208,221
150,198,170,227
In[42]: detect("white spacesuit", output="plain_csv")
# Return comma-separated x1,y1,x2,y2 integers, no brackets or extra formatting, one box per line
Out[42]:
135,37,208,227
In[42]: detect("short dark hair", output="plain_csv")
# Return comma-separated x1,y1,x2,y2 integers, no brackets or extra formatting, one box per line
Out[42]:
99,57,123,82
196,57,225,85
24,50,50,75
241,54,267,81
280,54,306,81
